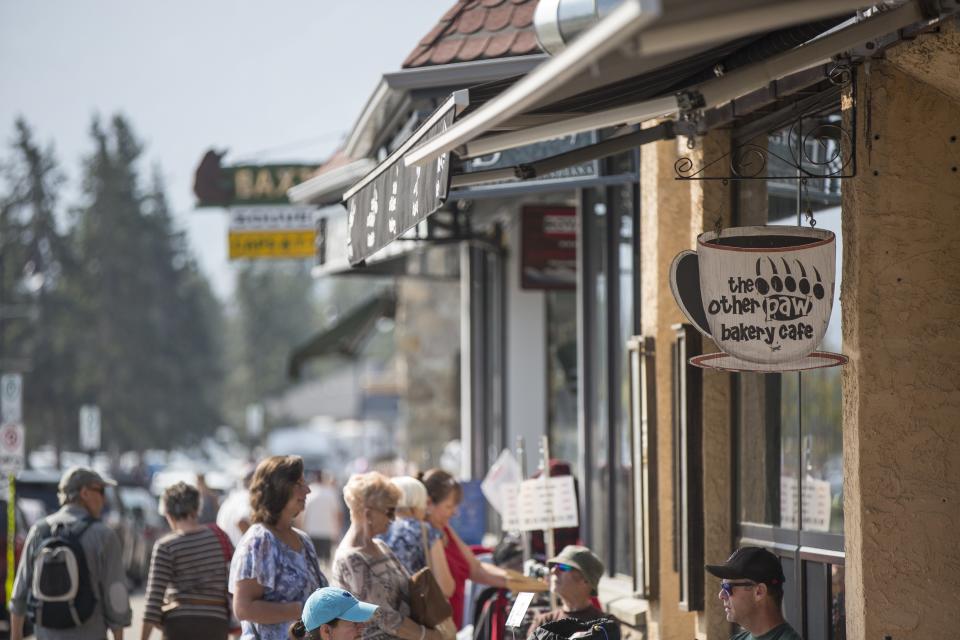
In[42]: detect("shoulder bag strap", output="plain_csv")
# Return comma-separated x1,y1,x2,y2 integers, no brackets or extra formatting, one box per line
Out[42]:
420,522,433,572
206,523,234,561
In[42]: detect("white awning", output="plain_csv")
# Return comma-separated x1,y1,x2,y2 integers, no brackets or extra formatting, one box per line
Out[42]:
402,0,912,168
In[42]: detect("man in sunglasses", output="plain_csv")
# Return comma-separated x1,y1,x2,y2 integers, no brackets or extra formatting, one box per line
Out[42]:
528,545,605,633
10,466,132,640
705,547,801,640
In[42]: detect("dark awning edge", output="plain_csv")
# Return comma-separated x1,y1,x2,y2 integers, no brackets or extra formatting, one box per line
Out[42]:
287,292,397,379
344,91,469,266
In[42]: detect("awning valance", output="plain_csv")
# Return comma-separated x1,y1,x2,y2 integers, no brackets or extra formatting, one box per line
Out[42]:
343,91,468,266
287,292,396,379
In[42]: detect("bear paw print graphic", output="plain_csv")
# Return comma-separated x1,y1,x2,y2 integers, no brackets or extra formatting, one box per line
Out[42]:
754,257,825,322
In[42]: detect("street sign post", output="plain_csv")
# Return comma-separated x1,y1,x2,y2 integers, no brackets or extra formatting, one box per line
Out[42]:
0,374,21,605
79,405,101,451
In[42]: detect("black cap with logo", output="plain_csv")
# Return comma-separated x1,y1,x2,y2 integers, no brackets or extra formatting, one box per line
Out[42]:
705,547,785,586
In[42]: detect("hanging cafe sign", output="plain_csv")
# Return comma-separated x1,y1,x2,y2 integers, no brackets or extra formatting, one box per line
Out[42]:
669,226,847,372
342,91,468,266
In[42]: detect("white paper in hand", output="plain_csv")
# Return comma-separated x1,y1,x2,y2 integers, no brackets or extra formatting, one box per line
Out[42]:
505,591,535,628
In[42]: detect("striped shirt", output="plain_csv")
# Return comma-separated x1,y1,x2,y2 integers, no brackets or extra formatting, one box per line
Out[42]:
143,526,230,624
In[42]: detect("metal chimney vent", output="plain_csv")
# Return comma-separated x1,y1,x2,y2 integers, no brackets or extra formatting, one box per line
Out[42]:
534,0,621,55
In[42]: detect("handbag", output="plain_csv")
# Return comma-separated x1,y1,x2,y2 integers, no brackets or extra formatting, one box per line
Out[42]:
408,523,454,629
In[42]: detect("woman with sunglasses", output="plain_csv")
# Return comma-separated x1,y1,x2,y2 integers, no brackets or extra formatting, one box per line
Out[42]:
288,587,378,640
332,472,446,640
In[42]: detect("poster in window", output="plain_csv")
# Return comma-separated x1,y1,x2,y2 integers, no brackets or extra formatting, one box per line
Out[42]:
521,205,576,290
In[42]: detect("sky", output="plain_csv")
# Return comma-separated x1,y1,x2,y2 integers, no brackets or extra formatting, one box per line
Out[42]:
0,0,454,300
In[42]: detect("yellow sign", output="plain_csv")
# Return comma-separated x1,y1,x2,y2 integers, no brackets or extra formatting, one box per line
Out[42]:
229,230,315,260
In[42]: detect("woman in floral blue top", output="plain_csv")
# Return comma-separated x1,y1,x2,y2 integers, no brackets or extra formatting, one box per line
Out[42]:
230,456,328,640
381,477,453,597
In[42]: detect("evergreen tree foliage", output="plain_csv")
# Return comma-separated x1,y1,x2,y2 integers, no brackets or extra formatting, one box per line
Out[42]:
0,119,78,451
64,114,224,449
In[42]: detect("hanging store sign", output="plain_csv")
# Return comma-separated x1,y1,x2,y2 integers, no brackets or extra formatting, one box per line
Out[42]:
343,91,468,266
228,205,317,260
521,206,576,290
193,151,319,207
669,225,847,372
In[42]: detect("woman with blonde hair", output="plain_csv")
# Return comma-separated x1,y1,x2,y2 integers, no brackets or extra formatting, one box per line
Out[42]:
332,472,445,640
381,477,454,597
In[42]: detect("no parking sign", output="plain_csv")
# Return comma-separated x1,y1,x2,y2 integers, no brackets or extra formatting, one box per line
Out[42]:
0,423,24,475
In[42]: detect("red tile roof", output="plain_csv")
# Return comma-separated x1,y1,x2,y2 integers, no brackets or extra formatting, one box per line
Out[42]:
403,0,542,69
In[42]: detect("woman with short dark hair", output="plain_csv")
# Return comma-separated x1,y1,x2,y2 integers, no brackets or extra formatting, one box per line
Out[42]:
141,481,231,640
230,456,328,640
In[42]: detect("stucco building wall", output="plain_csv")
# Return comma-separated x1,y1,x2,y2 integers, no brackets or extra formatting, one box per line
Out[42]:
841,46,960,637
686,129,734,640
640,133,697,640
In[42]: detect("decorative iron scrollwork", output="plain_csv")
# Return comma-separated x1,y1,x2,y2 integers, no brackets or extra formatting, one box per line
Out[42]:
675,68,857,182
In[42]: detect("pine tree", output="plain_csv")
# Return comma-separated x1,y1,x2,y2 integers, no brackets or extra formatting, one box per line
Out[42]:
70,114,224,449
0,118,78,454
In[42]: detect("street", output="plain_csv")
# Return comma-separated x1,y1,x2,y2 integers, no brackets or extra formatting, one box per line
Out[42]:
128,589,145,640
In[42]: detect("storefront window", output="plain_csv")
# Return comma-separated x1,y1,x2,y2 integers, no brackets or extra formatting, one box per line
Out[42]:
578,162,638,578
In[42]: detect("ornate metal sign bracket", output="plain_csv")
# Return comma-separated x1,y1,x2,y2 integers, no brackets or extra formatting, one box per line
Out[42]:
674,63,857,183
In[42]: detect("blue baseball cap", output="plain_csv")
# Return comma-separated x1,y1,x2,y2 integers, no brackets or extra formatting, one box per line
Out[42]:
302,587,378,632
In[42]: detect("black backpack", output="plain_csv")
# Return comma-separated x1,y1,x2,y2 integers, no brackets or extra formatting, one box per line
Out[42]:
533,618,621,640
27,517,98,629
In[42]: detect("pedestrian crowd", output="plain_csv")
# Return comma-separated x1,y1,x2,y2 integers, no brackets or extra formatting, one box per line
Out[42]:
8,458,803,640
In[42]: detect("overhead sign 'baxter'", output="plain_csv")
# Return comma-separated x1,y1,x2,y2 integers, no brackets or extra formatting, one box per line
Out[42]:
342,91,468,266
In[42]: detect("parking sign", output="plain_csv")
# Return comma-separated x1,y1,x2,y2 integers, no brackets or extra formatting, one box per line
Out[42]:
1,375,22,424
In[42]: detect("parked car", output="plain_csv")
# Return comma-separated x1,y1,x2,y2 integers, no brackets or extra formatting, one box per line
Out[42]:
111,485,168,586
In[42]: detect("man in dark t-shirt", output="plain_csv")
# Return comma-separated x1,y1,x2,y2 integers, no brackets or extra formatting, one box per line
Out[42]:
528,545,605,635
706,547,803,640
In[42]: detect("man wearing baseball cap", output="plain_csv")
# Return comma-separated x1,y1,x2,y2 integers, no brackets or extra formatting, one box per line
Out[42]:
10,467,131,640
528,545,605,633
289,587,378,640
705,547,802,640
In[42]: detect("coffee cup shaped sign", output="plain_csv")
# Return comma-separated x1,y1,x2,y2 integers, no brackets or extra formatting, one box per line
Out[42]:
670,226,846,371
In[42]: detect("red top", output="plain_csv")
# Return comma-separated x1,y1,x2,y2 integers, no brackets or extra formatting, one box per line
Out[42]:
443,526,471,628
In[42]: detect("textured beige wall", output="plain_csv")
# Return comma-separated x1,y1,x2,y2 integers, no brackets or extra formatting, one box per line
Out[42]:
686,130,734,640
841,54,960,637
639,131,697,640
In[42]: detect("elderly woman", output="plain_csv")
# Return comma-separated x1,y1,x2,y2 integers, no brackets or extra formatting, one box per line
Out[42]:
231,456,328,640
381,477,454,597
141,481,231,640
332,472,445,640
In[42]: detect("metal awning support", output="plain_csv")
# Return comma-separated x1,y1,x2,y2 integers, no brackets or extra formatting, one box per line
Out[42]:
403,0,881,169
449,121,675,189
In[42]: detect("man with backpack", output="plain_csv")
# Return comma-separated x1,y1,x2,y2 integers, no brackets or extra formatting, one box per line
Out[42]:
9,466,132,640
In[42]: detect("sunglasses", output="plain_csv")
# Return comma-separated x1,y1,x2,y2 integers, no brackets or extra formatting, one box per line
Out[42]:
553,563,576,573
720,580,757,596
88,485,106,495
